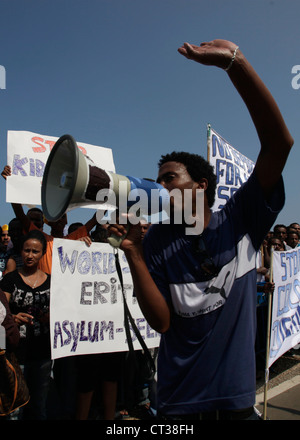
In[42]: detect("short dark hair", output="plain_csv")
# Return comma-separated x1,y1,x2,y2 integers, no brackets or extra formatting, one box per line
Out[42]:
68,222,83,234
274,224,287,232
21,230,47,254
27,207,43,215
158,151,217,207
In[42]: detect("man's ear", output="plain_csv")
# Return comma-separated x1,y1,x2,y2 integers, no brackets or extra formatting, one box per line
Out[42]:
196,178,208,190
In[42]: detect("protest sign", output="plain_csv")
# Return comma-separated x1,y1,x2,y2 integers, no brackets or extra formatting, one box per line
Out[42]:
207,125,255,211
268,248,300,367
50,238,160,359
6,130,115,207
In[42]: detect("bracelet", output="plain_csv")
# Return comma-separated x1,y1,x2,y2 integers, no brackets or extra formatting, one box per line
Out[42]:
224,46,239,71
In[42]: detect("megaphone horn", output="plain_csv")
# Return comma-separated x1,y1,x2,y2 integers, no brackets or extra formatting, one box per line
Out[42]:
41,134,169,225
41,134,125,222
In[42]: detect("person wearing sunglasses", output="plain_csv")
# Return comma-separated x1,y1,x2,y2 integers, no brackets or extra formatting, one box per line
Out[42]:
109,39,293,420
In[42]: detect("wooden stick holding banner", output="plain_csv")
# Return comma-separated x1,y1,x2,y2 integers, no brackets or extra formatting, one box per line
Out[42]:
207,123,211,163
260,244,264,267
263,246,274,420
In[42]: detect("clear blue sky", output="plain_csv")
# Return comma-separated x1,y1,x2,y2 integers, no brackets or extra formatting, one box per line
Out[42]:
0,0,299,232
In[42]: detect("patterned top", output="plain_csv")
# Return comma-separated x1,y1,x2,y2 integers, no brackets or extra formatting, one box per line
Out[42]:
0,270,51,362
143,172,285,415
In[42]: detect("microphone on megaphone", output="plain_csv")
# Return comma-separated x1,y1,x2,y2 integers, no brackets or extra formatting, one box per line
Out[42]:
41,134,169,247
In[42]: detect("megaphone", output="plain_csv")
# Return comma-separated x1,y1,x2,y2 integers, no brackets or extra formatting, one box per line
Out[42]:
41,134,169,246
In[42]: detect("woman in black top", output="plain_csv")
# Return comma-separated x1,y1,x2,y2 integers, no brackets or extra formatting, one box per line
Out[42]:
0,230,51,420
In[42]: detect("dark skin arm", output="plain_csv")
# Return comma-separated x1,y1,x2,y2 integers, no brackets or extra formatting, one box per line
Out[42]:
1,165,31,230
178,40,294,198
119,222,171,333
111,40,294,334
84,213,98,233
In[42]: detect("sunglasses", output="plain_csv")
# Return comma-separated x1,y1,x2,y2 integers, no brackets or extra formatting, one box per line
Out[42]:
193,236,220,280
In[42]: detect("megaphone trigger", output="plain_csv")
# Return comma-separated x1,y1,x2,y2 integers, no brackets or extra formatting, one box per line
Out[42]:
107,224,129,248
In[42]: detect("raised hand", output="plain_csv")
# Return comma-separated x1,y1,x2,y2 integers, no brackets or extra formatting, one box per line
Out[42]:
178,39,239,70
1,165,11,180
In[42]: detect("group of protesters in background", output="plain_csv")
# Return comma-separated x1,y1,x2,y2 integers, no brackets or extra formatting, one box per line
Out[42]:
255,222,300,374
0,37,297,422
258,222,300,279
0,182,299,420
257,222,300,288
0,169,155,420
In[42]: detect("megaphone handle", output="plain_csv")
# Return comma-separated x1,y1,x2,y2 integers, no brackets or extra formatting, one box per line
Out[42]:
107,225,129,248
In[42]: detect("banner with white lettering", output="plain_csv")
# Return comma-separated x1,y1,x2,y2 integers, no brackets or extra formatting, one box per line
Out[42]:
6,130,115,206
50,238,160,359
268,249,300,367
207,125,255,212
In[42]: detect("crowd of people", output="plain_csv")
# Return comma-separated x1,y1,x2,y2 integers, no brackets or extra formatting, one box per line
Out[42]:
1,199,298,420
0,38,296,421
255,224,300,365
0,196,155,420
257,222,300,284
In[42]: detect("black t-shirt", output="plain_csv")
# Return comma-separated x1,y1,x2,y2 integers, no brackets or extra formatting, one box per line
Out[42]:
0,270,51,362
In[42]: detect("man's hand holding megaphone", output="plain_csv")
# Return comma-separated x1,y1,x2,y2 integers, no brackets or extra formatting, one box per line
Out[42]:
106,213,145,251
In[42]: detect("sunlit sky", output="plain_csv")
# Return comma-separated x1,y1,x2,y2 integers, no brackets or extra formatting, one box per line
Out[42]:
1,0,299,232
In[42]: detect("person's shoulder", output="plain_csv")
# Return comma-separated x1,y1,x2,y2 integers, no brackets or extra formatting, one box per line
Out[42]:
29,222,53,241
66,225,88,240
43,272,51,287
2,269,18,278
6,248,14,257
0,269,19,288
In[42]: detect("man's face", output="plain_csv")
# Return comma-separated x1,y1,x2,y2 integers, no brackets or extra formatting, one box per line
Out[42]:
274,227,287,241
47,214,68,237
28,211,44,230
269,238,285,251
290,223,300,234
157,161,195,190
287,233,299,248
157,161,200,213
8,222,22,246
1,230,10,246
48,214,67,229
157,161,207,227
140,222,150,240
